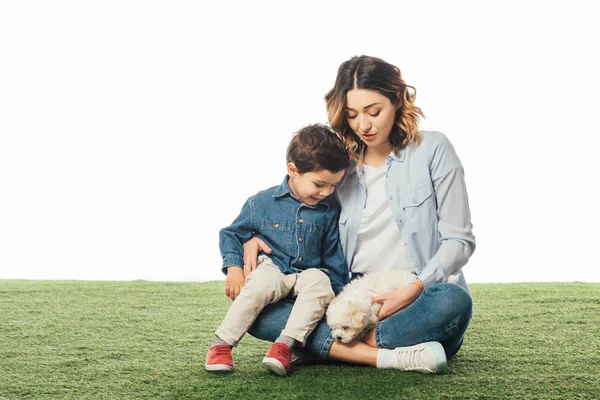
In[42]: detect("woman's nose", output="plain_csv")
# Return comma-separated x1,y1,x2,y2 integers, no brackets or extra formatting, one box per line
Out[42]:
359,115,371,133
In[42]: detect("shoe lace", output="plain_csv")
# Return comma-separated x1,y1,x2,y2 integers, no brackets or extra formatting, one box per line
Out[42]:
395,347,424,370
212,346,231,356
273,344,290,358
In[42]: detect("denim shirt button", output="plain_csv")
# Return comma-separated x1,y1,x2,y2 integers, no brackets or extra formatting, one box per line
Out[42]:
274,223,279,228
298,237,302,242
299,219,304,224
298,257,304,263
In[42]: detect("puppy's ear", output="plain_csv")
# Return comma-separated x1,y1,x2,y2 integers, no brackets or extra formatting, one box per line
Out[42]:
326,298,336,312
346,300,355,312
366,311,378,326
351,310,365,327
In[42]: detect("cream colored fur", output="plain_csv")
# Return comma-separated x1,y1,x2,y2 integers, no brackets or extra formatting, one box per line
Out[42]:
326,268,416,343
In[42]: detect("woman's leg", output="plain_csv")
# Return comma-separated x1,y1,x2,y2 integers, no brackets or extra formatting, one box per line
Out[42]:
328,341,379,366
374,283,473,359
249,283,472,363
325,283,472,365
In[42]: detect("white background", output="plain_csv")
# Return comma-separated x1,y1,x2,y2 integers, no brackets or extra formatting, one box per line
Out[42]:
1,1,599,284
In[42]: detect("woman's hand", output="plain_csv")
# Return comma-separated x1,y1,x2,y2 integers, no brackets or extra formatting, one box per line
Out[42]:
225,267,245,300
372,279,424,320
242,237,272,277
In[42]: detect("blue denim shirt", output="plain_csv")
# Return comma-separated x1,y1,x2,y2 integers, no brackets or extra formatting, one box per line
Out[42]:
336,131,476,290
220,176,349,294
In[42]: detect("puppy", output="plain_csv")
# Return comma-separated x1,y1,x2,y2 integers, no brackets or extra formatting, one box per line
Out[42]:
326,268,416,343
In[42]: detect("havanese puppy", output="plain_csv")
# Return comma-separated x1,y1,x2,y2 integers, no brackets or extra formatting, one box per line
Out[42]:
326,268,416,343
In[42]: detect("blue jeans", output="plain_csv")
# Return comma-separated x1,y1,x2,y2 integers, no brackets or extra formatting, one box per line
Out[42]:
248,283,473,360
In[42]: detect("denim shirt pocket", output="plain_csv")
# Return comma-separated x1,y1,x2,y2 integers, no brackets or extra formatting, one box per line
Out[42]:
260,220,293,252
306,223,325,256
401,186,436,233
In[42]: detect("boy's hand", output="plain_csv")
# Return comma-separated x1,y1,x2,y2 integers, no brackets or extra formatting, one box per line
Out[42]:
225,267,245,300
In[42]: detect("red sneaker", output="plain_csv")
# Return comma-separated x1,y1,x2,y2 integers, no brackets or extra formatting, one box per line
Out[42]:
262,342,291,376
205,344,234,372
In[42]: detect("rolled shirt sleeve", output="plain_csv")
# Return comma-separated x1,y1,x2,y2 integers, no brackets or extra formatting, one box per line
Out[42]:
418,135,476,288
219,198,256,275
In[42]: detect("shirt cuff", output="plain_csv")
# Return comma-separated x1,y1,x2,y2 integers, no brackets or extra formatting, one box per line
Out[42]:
222,254,243,275
417,254,446,289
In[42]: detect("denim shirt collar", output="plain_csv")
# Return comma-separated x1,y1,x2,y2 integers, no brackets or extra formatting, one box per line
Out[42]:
272,176,331,210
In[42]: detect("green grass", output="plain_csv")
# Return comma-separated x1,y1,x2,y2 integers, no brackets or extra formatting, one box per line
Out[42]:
1,281,599,400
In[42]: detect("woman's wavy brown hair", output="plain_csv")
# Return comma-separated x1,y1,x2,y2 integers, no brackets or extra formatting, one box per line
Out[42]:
325,55,424,161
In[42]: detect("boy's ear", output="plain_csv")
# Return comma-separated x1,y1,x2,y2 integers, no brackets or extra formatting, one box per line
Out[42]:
287,162,299,178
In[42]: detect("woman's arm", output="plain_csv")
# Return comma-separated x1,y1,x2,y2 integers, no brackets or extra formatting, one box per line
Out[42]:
418,133,476,288
242,237,272,276
372,279,424,319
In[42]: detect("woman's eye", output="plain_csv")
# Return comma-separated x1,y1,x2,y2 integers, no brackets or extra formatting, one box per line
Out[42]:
347,114,357,120
315,183,324,188
369,111,381,117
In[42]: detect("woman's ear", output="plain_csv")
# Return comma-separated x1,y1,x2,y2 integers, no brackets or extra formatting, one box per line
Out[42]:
287,162,299,178
395,93,403,110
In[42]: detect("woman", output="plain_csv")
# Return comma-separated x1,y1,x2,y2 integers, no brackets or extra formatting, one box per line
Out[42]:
244,55,475,374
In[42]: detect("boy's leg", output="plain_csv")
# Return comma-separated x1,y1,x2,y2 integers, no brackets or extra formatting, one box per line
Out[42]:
281,268,334,346
215,258,296,347
262,268,334,375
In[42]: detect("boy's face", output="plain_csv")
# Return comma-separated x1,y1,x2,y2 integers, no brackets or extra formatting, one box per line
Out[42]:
287,163,345,206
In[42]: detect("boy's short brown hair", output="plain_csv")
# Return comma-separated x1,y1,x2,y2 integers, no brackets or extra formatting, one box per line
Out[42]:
286,124,350,174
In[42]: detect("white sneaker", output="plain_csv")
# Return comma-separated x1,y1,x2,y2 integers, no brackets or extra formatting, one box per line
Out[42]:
392,341,447,374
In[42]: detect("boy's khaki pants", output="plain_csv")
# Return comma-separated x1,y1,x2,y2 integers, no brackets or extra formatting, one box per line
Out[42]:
216,256,334,347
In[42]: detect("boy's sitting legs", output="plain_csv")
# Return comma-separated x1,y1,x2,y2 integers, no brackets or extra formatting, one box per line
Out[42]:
262,268,334,376
206,258,296,372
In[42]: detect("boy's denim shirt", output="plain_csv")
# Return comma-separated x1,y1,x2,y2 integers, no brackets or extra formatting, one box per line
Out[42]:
220,176,349,294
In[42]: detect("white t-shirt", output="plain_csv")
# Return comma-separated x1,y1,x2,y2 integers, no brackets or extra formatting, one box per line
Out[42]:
351,163,413,275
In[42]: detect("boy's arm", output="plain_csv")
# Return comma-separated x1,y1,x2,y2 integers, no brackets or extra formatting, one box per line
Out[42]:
219,197,256,272
319,211,349,295
219,198,257,299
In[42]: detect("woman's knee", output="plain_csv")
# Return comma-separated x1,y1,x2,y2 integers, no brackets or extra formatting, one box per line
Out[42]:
430,283,473,320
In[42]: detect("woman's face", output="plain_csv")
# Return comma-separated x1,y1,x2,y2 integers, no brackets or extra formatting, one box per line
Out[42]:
345,89,397,151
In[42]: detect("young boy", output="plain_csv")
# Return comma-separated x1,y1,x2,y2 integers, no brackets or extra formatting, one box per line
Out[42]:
205,124,350,376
